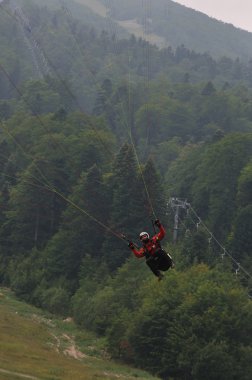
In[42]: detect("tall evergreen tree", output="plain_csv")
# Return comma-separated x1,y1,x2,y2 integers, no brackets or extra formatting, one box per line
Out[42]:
102,143,145,270
141,158,167,229
43,164,109,290
2,161,65,254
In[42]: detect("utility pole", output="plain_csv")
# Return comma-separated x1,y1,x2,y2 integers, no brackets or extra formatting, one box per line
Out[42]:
169,198,190,243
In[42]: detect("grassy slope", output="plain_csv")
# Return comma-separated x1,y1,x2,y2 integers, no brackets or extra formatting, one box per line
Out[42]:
74,0,107,17
74,0,166,47
0,288,159,380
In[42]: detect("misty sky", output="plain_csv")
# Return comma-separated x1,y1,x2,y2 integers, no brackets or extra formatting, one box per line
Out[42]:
173,0,252,32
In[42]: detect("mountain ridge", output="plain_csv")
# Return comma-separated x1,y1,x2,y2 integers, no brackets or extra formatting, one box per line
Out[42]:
74,0,252,60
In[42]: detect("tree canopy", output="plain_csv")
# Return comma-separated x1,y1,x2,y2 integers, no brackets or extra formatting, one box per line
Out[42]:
0,1,251,379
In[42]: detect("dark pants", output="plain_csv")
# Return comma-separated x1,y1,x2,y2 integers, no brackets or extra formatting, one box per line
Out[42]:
146,249,173,277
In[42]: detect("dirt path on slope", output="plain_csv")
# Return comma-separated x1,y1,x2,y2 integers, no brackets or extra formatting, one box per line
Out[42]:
62,333,89,360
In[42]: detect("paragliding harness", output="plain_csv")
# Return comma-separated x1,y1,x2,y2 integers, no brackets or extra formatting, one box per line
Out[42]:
143,237,174,275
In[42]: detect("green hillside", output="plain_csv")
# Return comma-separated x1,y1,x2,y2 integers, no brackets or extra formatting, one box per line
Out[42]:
12,0,252,60
0,288,159,380
0,1,252,379
2,0,252,117
80,0,252,60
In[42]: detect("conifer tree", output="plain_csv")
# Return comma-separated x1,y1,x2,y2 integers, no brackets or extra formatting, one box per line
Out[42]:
102,143,145,270
2,161,65,254
141,158,167,229
43,164,109,288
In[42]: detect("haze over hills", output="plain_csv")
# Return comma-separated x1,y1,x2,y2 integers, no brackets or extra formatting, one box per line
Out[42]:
0,1,252,379
15,0,252,60
3,0,252,113
74,0,252,60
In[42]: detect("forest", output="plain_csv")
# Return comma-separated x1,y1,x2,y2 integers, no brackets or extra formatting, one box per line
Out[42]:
0,1,252,379
99,0,252,60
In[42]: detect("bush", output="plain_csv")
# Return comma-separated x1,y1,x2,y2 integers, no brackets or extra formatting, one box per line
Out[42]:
41,286,71,316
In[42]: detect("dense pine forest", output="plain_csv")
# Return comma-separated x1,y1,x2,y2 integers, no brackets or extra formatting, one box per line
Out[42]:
0,1,252,379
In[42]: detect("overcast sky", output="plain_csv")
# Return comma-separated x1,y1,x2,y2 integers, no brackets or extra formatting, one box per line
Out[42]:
173,1,252,32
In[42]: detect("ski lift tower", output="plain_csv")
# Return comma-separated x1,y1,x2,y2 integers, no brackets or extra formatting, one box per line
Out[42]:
169,197,190,243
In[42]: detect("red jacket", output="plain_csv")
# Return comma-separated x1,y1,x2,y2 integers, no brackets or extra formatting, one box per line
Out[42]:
131,224,165,258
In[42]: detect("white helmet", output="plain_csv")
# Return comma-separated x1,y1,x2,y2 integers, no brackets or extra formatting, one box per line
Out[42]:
139,232,150,241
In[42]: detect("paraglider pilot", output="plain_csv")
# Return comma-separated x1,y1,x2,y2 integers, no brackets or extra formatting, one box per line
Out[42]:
128,219,174,281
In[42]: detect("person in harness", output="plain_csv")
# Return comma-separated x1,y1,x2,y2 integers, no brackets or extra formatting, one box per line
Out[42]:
128,219,174,281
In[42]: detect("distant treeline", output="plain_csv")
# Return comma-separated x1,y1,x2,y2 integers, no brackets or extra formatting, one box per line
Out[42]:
0,1,251,379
